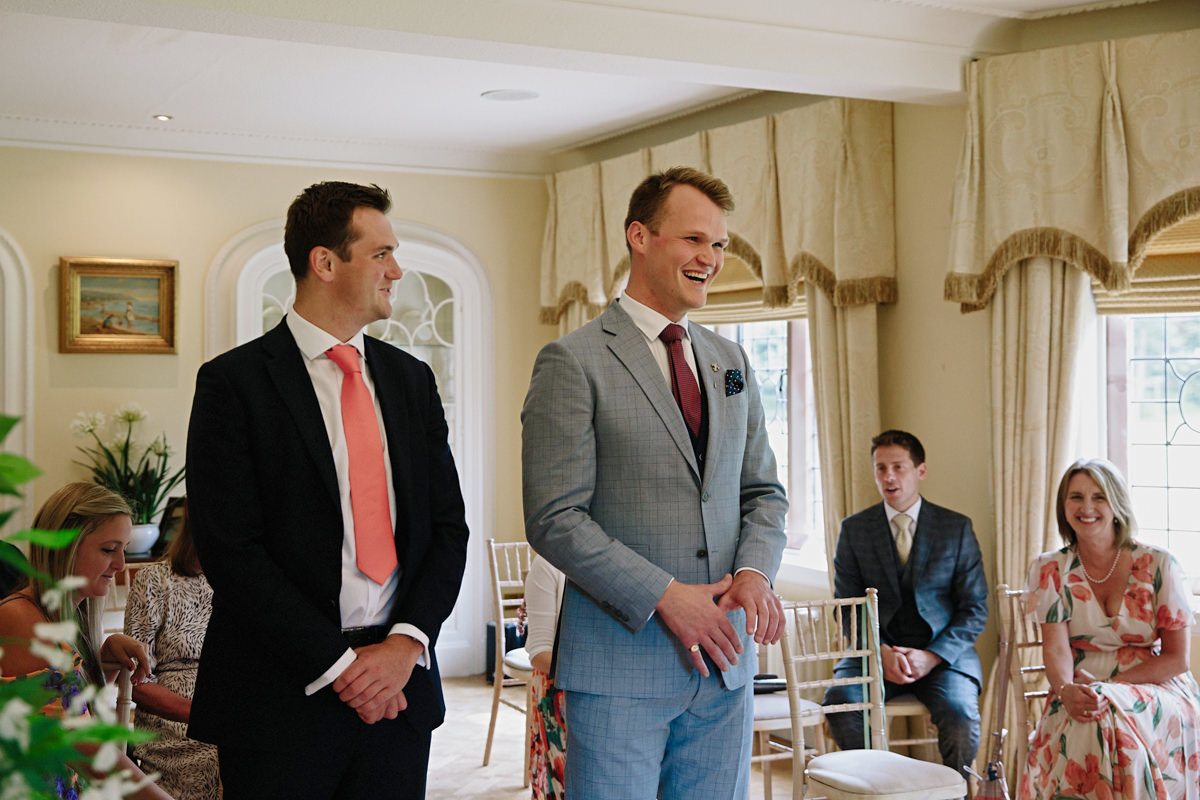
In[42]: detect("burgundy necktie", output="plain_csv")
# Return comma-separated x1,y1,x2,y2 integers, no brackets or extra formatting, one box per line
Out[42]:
659,324,701,437
326,344,397,585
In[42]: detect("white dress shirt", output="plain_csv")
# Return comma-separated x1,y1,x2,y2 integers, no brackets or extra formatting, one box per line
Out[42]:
286,311,430,696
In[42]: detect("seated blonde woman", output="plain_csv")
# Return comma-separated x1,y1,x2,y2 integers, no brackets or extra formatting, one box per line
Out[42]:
1021,459,1200,800
0,482,173,800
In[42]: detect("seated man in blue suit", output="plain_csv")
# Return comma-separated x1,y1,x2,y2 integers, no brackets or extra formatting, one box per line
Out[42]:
823,430,987,778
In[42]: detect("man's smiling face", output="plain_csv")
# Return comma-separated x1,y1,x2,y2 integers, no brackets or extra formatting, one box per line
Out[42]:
625,183,728,322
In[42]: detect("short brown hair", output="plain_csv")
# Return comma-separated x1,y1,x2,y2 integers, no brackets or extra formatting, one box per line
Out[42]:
1054,458,1137,549
871,430,926,467
283,181,392,280
624,167,733,253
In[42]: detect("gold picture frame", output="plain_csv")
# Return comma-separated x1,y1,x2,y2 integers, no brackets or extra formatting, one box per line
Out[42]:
59,257,178,354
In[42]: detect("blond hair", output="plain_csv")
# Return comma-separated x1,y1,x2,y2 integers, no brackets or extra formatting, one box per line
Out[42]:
27,482,131,683
1054,458,1138,549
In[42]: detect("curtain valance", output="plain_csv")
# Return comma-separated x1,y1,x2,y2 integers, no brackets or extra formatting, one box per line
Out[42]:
539,98,897,325
945,28,1200,313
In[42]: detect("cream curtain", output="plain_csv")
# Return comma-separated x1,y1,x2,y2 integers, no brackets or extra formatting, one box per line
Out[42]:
807,283,883,589
946,28,1200,312
977,257,1096,785
538,97,896,328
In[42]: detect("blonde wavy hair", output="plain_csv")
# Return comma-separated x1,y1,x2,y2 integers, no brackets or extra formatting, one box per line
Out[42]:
25,482,131,683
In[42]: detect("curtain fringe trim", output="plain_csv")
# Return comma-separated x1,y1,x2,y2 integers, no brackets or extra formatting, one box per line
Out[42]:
1129,187,1200,273
944,227,1120,313
783,253,896,307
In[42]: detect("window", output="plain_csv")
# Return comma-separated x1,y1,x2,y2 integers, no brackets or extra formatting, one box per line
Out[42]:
707,319,824,560
1105,313,1200,579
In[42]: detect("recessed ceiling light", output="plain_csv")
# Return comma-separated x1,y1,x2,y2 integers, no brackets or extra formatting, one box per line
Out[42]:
480,89,539,102
152,114,173,122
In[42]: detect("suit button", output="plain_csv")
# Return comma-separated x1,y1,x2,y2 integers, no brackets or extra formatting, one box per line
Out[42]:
697,549,708,558
701,491,710,502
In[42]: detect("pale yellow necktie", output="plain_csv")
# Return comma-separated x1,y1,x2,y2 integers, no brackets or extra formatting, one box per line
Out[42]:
894,513,913,566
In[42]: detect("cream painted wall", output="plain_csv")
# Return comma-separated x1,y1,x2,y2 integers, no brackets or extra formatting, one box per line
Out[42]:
885,103,997,669
0,146,550,548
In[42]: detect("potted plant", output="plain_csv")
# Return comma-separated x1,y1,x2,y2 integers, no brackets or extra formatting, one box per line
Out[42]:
70,404,185,555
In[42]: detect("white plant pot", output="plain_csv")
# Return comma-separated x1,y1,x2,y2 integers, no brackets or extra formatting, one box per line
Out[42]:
128,522,160,555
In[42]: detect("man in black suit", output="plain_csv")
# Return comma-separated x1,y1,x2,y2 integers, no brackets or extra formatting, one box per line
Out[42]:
822,430,987,778
186,182,469,799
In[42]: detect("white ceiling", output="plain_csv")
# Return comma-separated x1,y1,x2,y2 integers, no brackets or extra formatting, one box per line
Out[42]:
0,0,1177,176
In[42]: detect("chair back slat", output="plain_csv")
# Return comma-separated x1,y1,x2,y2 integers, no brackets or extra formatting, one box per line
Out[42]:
996,583,1049,791
782,588,889,766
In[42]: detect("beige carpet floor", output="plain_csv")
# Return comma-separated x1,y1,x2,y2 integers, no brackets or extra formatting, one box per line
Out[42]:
428,675,791,799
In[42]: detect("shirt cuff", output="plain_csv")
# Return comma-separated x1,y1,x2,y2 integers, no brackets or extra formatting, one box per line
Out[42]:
305,648,356,696
735,566,771,586
389,623,430,669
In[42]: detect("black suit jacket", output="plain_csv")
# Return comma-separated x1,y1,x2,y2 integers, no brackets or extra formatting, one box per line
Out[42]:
833,500,988,683
185,319,469,748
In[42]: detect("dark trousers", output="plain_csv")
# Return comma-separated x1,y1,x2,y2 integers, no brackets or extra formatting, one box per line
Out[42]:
822,662,981,779
218,714,432,800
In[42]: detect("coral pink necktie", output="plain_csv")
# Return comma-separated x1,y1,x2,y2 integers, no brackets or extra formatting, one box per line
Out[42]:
327,344,396,585
659,324,701,437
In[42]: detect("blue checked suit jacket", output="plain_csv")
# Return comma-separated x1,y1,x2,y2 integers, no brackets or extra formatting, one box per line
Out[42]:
521,300,788,697
833,501,988,683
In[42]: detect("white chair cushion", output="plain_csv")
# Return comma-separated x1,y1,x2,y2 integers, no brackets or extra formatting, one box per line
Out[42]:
754,693,820,721
502,646,533,673
885,693,929,714
806,750,966,800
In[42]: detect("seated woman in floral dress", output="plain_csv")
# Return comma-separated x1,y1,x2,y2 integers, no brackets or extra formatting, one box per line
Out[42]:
0,482,173,800
1022,458,1200,800
125,505,219,800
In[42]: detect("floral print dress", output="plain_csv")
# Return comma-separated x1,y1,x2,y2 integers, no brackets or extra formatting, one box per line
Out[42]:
124,561,219,800
1021,543,1200,800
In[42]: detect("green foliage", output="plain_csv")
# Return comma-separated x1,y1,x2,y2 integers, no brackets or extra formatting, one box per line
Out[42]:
1,414,155,798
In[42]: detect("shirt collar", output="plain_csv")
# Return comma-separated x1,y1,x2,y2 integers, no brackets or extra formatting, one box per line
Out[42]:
884,497,922,526
619,292,691,343
286,311,367,363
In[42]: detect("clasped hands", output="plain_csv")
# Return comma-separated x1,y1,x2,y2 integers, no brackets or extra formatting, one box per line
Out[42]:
881,644,942,684
1057,669,1108,723
332,634,423,724
655,571,784,678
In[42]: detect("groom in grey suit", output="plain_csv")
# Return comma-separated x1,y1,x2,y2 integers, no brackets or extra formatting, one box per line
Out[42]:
823,430,988,778
522,167,788,800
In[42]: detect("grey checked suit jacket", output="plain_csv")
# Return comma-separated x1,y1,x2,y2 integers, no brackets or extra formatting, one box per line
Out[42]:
833,500,988,683
522,300,787,697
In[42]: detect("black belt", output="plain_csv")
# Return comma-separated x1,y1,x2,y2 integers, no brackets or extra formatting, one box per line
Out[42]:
342,625,388,648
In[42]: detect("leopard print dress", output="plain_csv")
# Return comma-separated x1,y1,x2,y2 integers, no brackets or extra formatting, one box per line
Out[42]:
125,561,219,800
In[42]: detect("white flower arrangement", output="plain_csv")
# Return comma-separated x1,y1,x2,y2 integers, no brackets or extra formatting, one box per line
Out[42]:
69,405,185,525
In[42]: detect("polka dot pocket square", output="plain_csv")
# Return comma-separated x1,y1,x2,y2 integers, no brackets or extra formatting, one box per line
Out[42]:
725,369,744,397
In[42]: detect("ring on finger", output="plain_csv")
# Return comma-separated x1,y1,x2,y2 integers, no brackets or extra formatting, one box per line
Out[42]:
689,644,701,653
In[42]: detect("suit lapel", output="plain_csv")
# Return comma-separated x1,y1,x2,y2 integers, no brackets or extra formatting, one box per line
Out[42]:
263,322,340,509
909,502,935,579
602,303,699,477
870,505,903,600
690,327,724,485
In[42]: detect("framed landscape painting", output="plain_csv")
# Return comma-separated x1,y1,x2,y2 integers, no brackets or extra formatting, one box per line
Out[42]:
59,257,178,354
